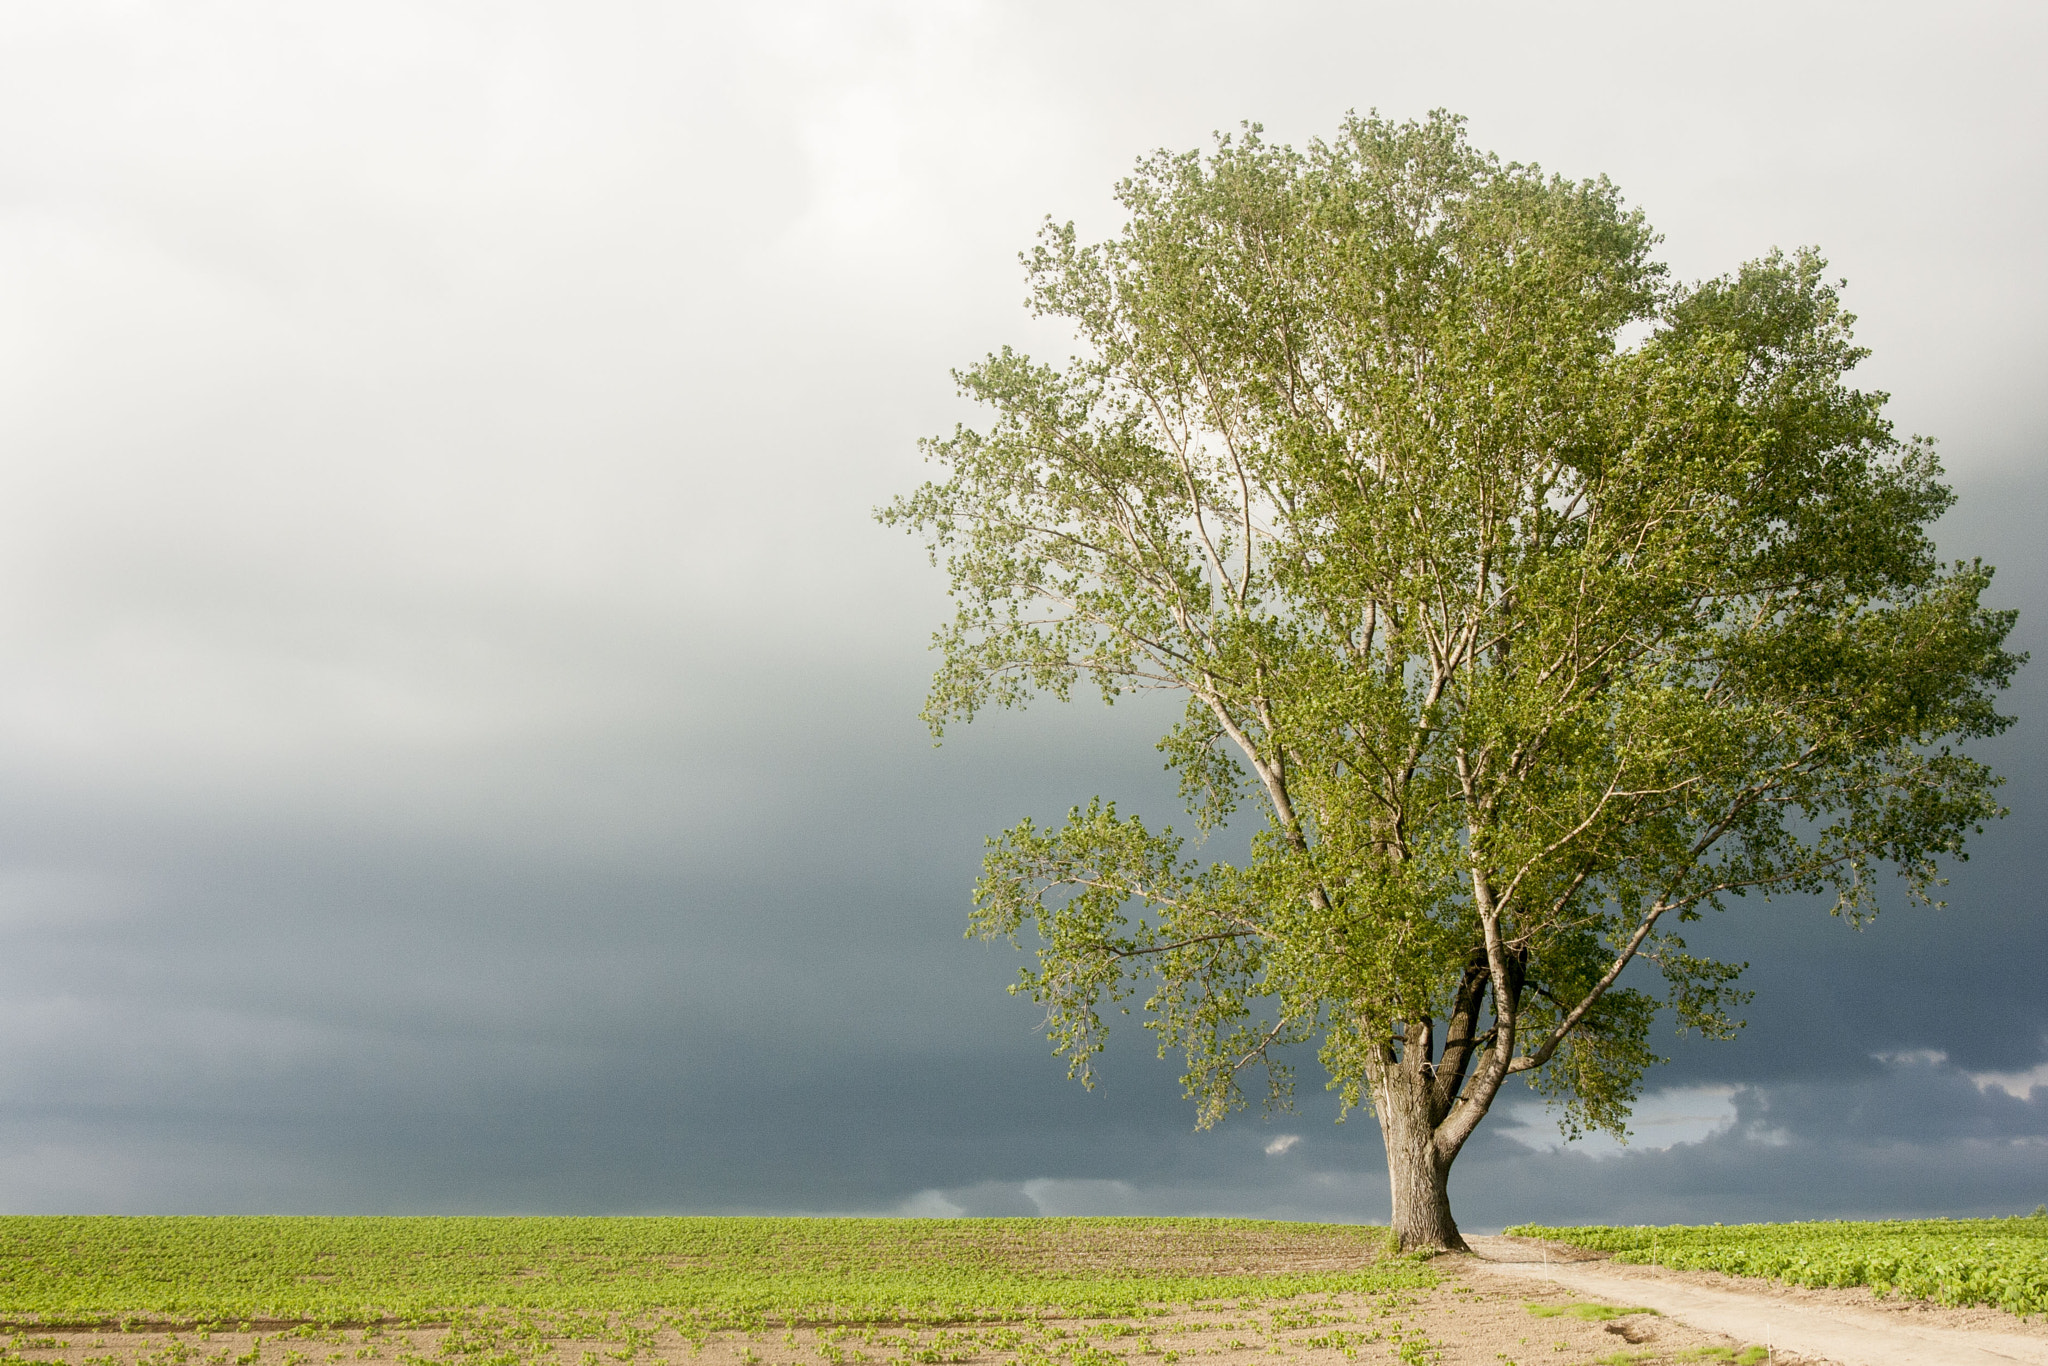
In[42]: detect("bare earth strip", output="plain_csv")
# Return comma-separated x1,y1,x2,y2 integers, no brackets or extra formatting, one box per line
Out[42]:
1462,1236,2048,1366
0,1279,1793,1366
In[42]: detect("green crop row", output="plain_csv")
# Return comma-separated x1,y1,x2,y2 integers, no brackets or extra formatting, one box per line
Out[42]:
1505,1215,2048,1317
0,1217,1428,1327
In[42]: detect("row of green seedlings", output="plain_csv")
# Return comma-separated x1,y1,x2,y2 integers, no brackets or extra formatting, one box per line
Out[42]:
1,1323,409,1366
699,1291,1438,1366
0,1290,1441,1366
1515,1221,2048,1317
335,1295,1434,1366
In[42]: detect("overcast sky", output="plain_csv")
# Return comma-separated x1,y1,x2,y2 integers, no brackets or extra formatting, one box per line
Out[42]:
0,0,2043,1226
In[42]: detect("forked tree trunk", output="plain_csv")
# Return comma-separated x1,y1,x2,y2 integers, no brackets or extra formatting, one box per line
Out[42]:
1375,1063,1469,1253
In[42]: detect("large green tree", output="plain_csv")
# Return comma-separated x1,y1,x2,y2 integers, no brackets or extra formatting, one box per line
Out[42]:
880,112,2020,1250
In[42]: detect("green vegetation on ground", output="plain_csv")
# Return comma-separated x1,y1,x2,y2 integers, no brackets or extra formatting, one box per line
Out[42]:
1522,1302,1655,1321
1507,1216,2048,1316
0,1217,1429,1327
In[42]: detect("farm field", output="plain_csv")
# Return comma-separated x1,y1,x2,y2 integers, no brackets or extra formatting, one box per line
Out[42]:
0,1217,1424,1325
0,1217,1781,1366
1507,1215,2048,1317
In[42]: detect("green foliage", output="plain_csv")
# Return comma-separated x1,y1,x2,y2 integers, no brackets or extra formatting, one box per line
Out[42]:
881,108,2020,1176
0,1218,1430,1326
1521,1303,1654,1321
1508,1218,2048,1316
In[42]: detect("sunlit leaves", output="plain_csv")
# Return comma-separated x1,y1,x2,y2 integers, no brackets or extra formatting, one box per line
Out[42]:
882,110,2020,1168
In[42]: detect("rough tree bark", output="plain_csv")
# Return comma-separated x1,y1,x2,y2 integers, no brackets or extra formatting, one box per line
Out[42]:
1366,949,1525,1251
1373,1060,1466,1252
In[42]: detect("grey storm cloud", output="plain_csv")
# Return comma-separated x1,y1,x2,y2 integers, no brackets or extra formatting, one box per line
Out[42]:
0,0,2043,1219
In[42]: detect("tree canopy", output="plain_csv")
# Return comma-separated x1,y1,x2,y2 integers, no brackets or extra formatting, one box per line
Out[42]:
880,111,2020,1247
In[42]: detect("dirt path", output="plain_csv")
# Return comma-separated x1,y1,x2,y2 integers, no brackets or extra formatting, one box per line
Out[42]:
1460,1236,2048,1366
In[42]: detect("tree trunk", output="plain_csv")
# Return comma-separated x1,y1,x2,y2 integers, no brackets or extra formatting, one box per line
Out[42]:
1376,1064,1468,1252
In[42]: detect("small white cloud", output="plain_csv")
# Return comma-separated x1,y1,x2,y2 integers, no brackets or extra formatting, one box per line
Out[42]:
1264,1133,1302,1156
1495,1085,1738,1157
1869,1044,2048,1099
894,1188,963,1217
1017,1178,1143,1215
1969,1061,2048,1100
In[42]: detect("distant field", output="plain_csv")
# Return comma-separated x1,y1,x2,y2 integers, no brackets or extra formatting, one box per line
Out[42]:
0,1217,1427,1326
1507,1216,2048,1316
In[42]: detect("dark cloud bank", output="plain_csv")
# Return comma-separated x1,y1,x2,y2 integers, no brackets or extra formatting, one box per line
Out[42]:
0,465,2040,1225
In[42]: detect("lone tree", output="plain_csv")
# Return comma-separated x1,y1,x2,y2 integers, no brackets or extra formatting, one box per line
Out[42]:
880,113,2020,1251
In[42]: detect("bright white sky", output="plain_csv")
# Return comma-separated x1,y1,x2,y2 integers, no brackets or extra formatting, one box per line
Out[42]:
0,0,2043,1215
3,2,2042,802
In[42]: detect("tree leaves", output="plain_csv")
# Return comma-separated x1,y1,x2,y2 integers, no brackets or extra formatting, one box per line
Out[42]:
882,111,2021,1157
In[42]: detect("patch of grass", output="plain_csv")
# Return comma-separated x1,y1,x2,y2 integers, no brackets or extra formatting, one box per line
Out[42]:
1520,1303,1656,1322
0,1219,1430,1329
1674,1349,1769,1365
1506,1216,2048,1316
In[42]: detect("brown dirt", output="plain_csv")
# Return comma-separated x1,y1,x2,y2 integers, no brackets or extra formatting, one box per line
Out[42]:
649,1224,1393,1279
0,1274,1801,1366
